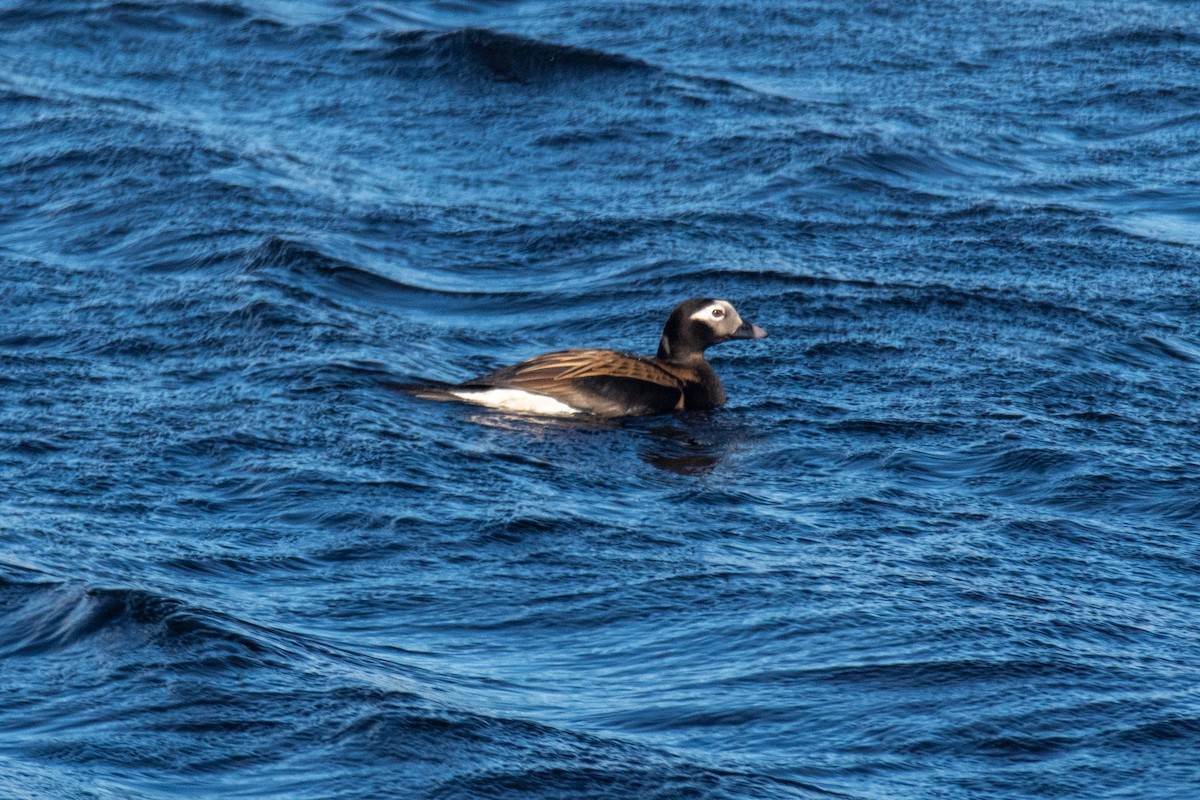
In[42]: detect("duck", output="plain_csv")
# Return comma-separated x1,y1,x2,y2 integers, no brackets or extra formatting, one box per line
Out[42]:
432,298,767,417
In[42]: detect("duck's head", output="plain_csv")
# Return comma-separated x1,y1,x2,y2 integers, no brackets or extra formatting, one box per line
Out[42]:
657,298,767,361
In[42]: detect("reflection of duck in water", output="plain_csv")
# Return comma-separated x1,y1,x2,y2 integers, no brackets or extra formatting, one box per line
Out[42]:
639,422,729,476
438,298,767,418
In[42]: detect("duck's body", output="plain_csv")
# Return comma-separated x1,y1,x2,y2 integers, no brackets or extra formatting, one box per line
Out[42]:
434,298,766,418
450,348,723,417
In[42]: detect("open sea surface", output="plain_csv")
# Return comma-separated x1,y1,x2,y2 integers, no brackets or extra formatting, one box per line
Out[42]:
2,1,1200,798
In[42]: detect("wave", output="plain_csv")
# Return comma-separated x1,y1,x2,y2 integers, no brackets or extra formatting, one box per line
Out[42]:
0,573,835,798
242,236,560,301
880,443,1080,487
0,574,444,687
1056,25,1200,52
0,579,281,664
0,1,266,47
245,237,422,295
371,27,651,84
437,761,830,800
1046,333,1200,377
237,237,693,331
0,753,110,800
811,140,1027,197
1102,714,1200,746
0,86,45,107
361,24,794,111
237,236,551,328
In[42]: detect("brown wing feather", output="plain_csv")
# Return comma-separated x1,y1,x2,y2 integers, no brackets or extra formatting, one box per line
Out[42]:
512,350,690,387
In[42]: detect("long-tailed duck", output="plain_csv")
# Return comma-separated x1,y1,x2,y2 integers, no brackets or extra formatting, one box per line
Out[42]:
433,298,766,417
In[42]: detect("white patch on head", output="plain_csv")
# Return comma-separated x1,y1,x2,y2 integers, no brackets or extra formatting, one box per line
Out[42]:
688,300,742,334
449,388,582,416
688,300,733,323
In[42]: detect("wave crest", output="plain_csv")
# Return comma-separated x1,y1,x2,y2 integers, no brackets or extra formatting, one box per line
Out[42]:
374,27,651,83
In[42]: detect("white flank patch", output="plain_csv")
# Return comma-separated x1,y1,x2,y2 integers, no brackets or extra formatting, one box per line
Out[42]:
449,388,582,416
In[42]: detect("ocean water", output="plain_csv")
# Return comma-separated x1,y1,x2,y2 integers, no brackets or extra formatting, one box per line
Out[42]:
2,1,1199,798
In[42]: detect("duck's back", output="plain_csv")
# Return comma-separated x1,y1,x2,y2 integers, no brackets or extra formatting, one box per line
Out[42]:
454,349,703,417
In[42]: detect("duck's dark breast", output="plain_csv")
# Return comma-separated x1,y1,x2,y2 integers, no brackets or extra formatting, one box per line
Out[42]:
678,361,725,410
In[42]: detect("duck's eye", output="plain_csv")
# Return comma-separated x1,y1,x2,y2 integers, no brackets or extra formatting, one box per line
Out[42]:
712,308,725,319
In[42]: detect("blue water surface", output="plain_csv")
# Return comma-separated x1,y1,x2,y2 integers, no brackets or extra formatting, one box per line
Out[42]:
2,1,1200,798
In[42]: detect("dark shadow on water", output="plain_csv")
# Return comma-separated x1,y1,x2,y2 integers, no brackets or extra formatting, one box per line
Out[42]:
468,408,749,477
638,420,729,476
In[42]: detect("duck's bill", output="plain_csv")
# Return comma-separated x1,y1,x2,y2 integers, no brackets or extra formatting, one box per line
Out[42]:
731,321,768,340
